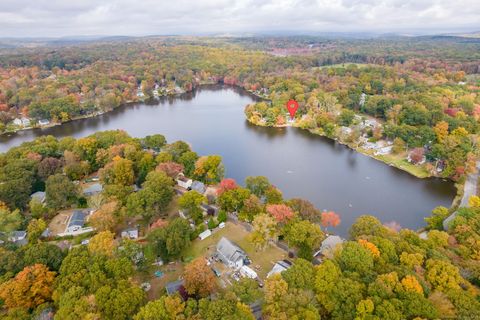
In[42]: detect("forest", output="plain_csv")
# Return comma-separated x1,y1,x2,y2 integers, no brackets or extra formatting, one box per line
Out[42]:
0,36,479,180
0,36,479,319
0,130,479,319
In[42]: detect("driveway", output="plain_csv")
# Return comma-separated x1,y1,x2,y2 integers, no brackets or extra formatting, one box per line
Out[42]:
443,161,480,229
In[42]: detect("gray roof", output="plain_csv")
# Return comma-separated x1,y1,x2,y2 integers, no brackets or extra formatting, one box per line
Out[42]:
217,237,246,264
11,230,27,239
191,181,206,193
83,183,103,195
31,191,46,202
165,279,184,295
68,210,86,228
319,235,344,254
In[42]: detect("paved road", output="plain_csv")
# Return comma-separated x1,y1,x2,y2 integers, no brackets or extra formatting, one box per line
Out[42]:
443,161,480,230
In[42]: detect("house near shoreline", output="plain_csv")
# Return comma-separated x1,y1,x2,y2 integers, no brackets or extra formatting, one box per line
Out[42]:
176,174,193,189
190,181,206,194
38,119,50,126
314,235,345,260
216,237,247,269
13,117,31,127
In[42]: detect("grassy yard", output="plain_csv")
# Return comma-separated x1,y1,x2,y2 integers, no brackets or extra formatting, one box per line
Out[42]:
358,148,431,178
183,222,287,279
133,262,185,301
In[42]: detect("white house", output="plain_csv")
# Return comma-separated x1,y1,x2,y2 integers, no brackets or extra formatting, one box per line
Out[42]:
38,119,50,126
13,118,22,126
121,227,139,239
198,229,212,240
216,237,247,269
176,174,193,189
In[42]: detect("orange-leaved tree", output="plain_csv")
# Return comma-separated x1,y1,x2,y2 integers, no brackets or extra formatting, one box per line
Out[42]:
0,264,56,309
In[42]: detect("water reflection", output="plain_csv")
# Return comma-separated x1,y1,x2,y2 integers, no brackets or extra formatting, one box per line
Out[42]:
0,85,456,236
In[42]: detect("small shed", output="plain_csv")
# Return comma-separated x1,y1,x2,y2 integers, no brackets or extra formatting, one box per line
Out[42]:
198,229,212,240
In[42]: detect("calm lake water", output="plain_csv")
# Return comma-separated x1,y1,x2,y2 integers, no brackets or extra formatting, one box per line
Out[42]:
0,85,456,236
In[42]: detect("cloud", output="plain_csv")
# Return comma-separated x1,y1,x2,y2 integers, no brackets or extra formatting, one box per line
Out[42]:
0,0,478,37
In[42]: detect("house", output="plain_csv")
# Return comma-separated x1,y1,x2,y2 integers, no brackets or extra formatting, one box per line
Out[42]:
65,210,87,233
267,260,292,278
165,279,185,295
30,191,46,204
177,174,193,189
190,181,206,194
13,117,31,127
198,229,212,240
315,235,344,259
21,117,31,126
374,145,392,156
83,183,103,196
38,119,50,126
121,227,139,239
9,231,27,246
216,237,247,269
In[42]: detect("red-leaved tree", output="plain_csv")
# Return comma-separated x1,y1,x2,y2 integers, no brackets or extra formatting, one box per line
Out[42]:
217,178,238,195
156,162,184,178
321,211,341,230
267,204,294,223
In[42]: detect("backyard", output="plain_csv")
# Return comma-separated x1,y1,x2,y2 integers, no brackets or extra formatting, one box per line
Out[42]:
183,221,287,279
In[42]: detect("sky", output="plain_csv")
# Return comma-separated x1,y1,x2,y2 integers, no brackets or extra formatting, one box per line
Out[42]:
0,0,479,38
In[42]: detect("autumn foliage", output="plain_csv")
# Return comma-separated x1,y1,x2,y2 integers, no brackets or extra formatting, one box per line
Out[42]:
0,264,55,309
217,178,238,195
155,162,184,178
321,211,341,229
183,258,217,298
266,204,295,222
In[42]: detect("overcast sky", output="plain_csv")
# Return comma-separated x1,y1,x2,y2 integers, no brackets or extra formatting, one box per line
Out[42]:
0,0,479,38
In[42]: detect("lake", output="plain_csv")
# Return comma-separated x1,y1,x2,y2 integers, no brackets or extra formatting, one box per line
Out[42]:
0,85,456,236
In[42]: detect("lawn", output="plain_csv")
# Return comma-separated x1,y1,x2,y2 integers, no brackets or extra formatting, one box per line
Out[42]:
375,153,431,178
183,222,287,279
133,262,185,301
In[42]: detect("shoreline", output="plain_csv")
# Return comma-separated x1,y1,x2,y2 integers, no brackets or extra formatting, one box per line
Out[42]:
251,120,437,179
2,83,267,137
